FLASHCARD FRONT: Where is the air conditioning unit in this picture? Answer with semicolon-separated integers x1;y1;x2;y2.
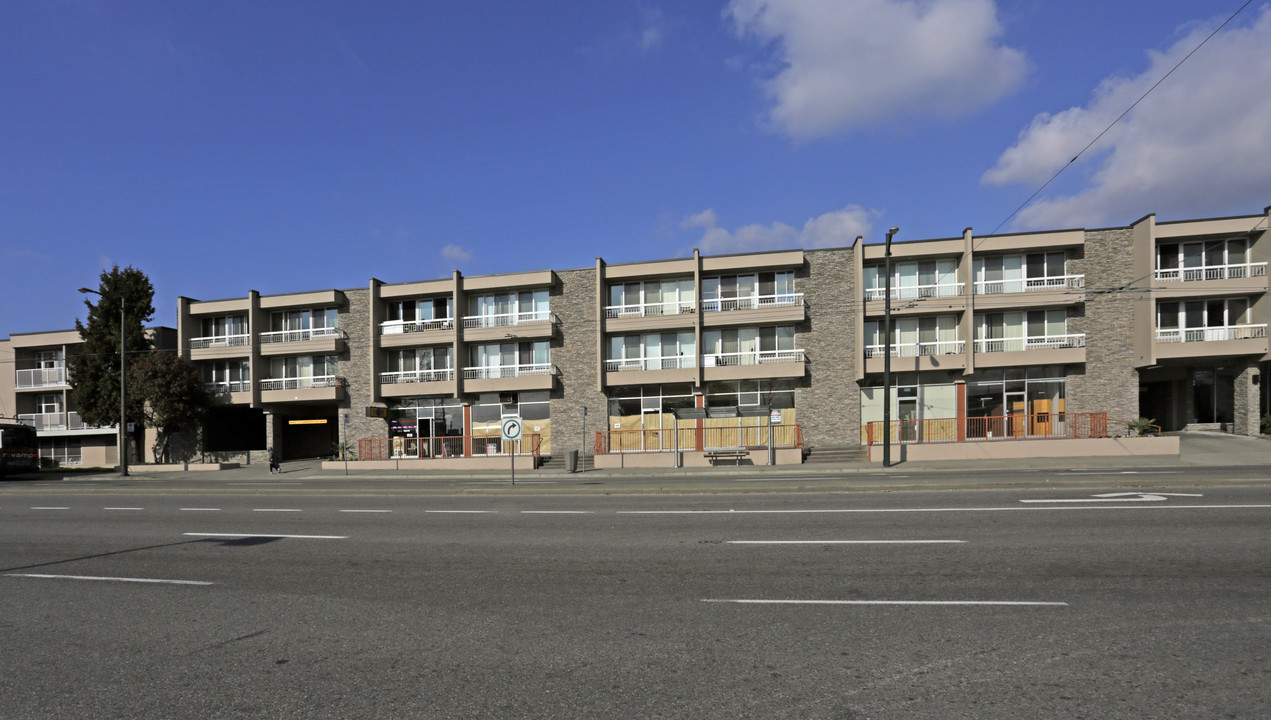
499;393;517;405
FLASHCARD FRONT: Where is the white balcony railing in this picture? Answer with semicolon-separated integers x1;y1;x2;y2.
864;283;964;301
461;311;557;329
702;293;805;313
259;375;341;391
205;380;251;393
605;356;696;372
974;334;1086;353
188;334;250;350
16;367;66;388
17;412;94;431
462;363;556;380
703;349;806;366
1154;263;1267;282
974;275;1085;295
380;368;455;384
604;302;696;319
1155;324;1268;343
380;318;455;335
865;340;965;358
258;327;344;344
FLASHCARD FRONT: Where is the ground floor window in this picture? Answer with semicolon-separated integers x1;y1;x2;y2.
965;369;1065;440
388;397;465;457
471;391;551;453
39;438;81;466
1192;370;1235;424
606;381;799;452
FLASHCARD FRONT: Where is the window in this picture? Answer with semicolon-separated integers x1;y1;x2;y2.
607;332;695;370
864;261;958;299
702;271;796;310
200;315;247;339
606;278;695;316
467;341;550;377
202;360;250;391
467;290;550;326
702;327;797;365
865;316;958;356
1156;238;1257;280
974;309;1070;351
1156;298;1257;341
267;308;339;341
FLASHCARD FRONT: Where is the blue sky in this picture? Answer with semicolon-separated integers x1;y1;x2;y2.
3;0;1269;335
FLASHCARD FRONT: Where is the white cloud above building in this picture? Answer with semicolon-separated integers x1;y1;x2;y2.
684;205;875;253
726;0;1028;139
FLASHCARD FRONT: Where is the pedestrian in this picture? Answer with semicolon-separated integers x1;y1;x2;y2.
268;447;280;474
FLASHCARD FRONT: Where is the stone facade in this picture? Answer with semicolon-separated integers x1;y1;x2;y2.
552;267;607;459
798;248;857;448
1066;228;1140;421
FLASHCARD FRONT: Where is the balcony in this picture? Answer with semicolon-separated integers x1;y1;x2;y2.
204;380;252;404
380;318;457;348
1154;263;1267;282
189;334;250;349
605;356;695;372
974;334;1086;352
702;349;806;381
973;275;1085;294
461;363;557;392
379;368;457;398
257;327;346;356
603;355;696;386
461;311;557;342
604;302;696;319
1155;324;1267;343
17;411;106;433
380;318;455;334
701;293;805;328
864;283;964;301
259;375;345;403
16;367;66;389
863;340;966;374
1154;324;1268;360
702;293;804;312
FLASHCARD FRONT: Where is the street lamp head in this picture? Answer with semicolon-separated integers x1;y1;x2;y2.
77;287;98;295
888;226;899;236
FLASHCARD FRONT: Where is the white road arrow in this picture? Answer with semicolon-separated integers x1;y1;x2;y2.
1020;492;1204;504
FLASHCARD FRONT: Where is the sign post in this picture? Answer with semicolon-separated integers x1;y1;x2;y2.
501;417;523;485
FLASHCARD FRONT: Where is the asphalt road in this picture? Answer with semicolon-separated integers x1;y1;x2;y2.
2;483;1268;719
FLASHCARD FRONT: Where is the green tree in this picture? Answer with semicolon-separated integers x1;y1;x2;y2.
69;266;155;459
128;352;213;463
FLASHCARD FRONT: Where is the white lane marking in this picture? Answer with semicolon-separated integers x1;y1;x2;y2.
339;509;392;513
228;482;301;486
727;540;965;545
30;506;69;510
702;599;1067;607
462;481;558;485
619;504;1271;515
180;507;221;512
1021;492;1204;504
253;508;302;513
521;510;594;514
103;507;144;511
5;573;213;586
425;510;495;514
183;533;347;539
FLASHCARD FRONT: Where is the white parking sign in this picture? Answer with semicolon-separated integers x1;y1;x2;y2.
501;417;523;441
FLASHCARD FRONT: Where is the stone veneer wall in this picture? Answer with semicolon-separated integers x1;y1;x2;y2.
551;267;607;459
340;287;389;452
1066;228;1140;421
1232;363;1260;435
797;248;858;448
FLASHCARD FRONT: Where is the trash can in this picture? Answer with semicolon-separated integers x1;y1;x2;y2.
565;449;579;473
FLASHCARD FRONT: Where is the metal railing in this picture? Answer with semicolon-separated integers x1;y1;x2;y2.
866;412;1108;446
1155;324;1267;343
17;412;94;431
973;334;1086;353
461;310;557;329
605;356;695;372
864;283;964;300
974;275;1084;294
205;380;251;393
258;327;345;344
188;334;250;349
358;434;542;461
380;368;455;384
864;340;964;358
702;293;805;312
16;367;66;388
594;424;803;454
703;349;806;366
604;302;696;319
461;363;556;380
379;318;454;334
259;375;342;391
1154;262;1267;282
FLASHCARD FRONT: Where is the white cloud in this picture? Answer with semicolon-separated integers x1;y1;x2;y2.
984;7;1271;229
726;0;1027;139
685;205;875;253
638;6;669;51
440;244;472;263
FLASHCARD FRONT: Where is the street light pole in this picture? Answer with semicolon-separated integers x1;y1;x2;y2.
79;287;128;477
882;226;899;468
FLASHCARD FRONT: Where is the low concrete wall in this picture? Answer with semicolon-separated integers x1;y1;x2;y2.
136;462;241;472
593;447;803;469
325;456;537;471
868;436;1180;463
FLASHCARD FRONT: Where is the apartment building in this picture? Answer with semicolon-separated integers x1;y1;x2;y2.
7;206;1266;468
0;327;176;467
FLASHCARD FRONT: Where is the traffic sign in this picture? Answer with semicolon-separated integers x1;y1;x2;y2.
501;417;523;441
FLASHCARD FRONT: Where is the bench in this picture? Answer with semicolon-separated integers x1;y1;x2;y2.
704;449;750;466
